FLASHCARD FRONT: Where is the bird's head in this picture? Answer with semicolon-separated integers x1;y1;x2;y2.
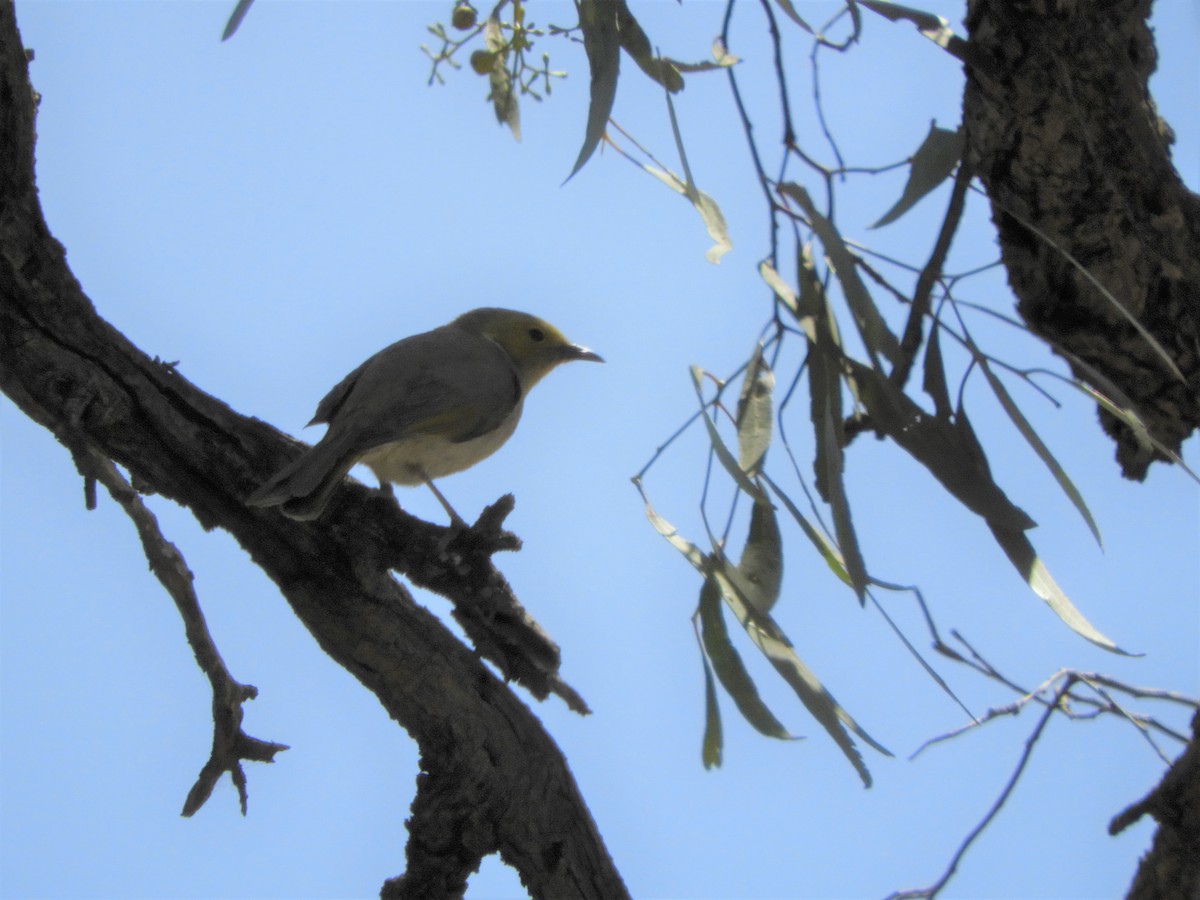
455;307;603;390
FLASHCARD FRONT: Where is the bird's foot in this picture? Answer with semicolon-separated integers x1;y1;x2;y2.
436;494;521;556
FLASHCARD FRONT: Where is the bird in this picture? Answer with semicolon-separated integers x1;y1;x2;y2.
246;307;602;522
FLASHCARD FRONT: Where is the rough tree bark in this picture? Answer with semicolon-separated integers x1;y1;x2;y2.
3;0;1198;897
0;5;627;898
963;0;1200;479
962;1;1200;897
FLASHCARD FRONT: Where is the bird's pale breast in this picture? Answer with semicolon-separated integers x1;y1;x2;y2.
356;400;523;484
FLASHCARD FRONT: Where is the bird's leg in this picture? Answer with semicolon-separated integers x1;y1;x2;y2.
419;472;468;530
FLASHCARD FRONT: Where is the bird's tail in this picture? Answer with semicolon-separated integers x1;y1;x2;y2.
246;435;357;521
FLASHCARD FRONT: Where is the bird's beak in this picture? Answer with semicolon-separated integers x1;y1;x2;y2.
561;344;604;364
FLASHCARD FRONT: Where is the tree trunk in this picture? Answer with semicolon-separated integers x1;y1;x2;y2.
963;2;1200;896
0;5;626;897
963;0;1200;480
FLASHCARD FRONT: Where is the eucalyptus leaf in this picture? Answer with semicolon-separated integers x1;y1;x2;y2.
711;566;890;787
759;261;799;315
975;355;1102;547
858;0;967;59
695;193;733;264
698;575;791;738
731;499;784;613
846;360;1129;650
771;0;815;33
690;366;768;502
921;322;953;420
780;182;900;364
763;475;853;587
567;0;620;179
808;302;868;601
989;523;1130;654
639;165;732;264
221;0;254;40
638;486;706;572
736;346;774;477
847;358;1037;533
1054;345;1194;475
615;0;683;92
700;651;723;769
662;83;732;263
872;123;963;228
670;38;741;72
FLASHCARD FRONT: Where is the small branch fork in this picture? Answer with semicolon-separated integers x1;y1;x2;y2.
886;632;1200;900
377;491;592;716
931;631;1197;755
70;447;288;816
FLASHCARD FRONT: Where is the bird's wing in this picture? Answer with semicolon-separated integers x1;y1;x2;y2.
308;357;370;426
315;326;521;451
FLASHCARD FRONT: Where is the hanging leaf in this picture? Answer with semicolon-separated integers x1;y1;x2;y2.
921;321;954;420
1052;349;1167;463
690;366;768;502
845;359;1130;650
697;576;792;739
989;524;1130;654
638;486;706;572
790;244;823;341
736;346;774;476
771;0;815;33
1069;375;1196;479
637;480;881;780
710;564;891;787
693;193;733;264
871;123;963;228
730;499;784;614
763;476;853;587
759;261;799;315
858;0;967;61
638;164;732;264
614;0;683;92
780;182;900;364
221;0;255;40
973;354;1102;547
700;651;723;769
808;298;869;601
637;84;734;264
659;79;732;263
847;358;1037;533
567;0;620;179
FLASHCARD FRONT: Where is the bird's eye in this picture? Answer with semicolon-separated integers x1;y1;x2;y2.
528;328;545;342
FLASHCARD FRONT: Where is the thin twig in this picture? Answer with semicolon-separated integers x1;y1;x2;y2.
888;676;1077;899
69;449;287;816
722;0;782;263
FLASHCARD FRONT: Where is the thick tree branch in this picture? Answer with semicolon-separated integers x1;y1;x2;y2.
962;0;1200;479
1110;711;1200;900
0;5;623;896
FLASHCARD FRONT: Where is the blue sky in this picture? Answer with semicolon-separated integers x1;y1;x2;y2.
2;1;1197;898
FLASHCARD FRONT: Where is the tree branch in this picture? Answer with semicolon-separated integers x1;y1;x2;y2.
71;447;289;816
1111;710;1200;900
0;5;623;895
963;0;1200;478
